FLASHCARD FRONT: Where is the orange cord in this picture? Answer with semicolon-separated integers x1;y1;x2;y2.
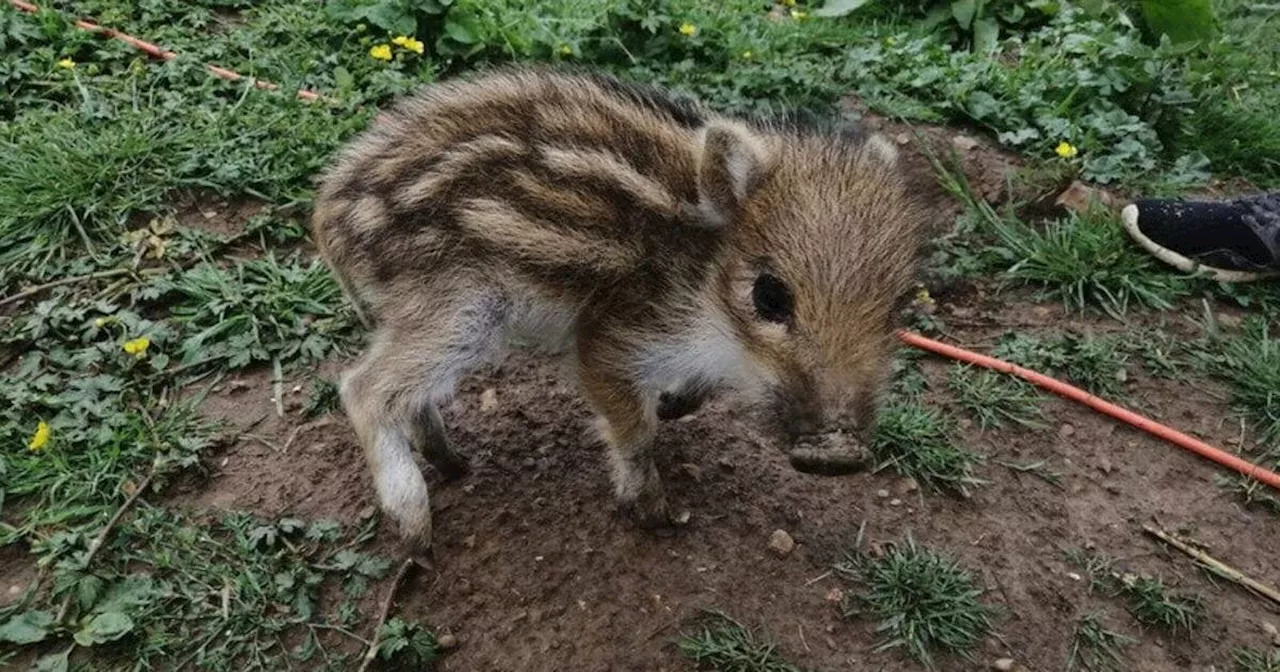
898;330;1280;492
11;0;322;101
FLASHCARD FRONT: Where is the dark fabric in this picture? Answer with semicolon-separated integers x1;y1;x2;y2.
1133;192;1280;272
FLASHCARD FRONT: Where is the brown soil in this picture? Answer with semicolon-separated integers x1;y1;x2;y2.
181;300;1280;671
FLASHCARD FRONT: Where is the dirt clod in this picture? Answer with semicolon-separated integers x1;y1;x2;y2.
1059;424;1076;438
479;388;498;413
876;489;890;498
952;135;980;151
824;587;845;603
768;530;796;556
992;658;1016;671
1055;180;1117;214
438;633;459;650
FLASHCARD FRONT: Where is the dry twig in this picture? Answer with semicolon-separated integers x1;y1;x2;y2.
357;557;421;672
56;461;158;622
1142;523;1280;608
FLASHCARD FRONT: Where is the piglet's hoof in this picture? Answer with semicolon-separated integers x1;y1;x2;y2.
787;431;872;476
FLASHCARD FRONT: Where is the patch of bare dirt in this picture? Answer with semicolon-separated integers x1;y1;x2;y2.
187;305;1280;671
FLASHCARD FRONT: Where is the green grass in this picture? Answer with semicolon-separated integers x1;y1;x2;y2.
930;154;1191;318
1123;575;1204;632
1210;317;1280;445
1234;646;1280;672
835;535;995;669
947;364;1047;430
870;399;984;495
678;612;810;672
1066;550;1205;634
157;253;358;371
1066;613;1136;672
992;332;1130;398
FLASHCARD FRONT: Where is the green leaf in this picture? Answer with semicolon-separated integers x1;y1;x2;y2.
333;66;354;92
972;16;999;53
0;610;55;644
34;649;70;672
951;0;977;29
442;15;480;44
73;611;135;647
1137;0;1216;45
813;0;874;18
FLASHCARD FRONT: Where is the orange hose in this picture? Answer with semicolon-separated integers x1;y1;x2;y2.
897;329;1280;492
11;0;321;101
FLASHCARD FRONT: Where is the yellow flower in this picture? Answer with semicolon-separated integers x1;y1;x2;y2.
679;23;697;36
57;58;75;69
559;45;573;55
29;421;50;452
790;9;808;19
123;336;150;358
392;35;424;54
783;0;797;5
742;50;753;59
1056;141;1079;158
369;44;392;61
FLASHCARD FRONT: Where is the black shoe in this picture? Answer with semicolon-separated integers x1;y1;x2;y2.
1121;192;1280;282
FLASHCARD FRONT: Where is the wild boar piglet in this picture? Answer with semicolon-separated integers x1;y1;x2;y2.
311;66;932;550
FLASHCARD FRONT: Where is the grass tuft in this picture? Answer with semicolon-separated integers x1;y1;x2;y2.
992;332;1130;398
1123;575;1205;633
1066;613;1136;672
835;535;995;669
158;253;358;371
1066;549;1205;633
870;400;984;494
677;612;809;672
947;365;1047;430
1233;646;1280;672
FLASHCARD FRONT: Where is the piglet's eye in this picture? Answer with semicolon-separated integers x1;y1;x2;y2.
751;273;794;324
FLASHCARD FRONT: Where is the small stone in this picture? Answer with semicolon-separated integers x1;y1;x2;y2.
993;659;1016;671
678;463;703;483
1264;621;1279;646
479;388;498;413
437;633;459;650
825;587;846;603
202;210;218;219
8;585;22;596
1066;572;1082;581
1096;458;1113;474
896;478;919;495
1059;423;1076;438
463;534;477;549
717;457;735;471
768;529;795;556
674;510;691;526
1218;313;1243;330
462;484;475;494
952;135;980;151
358;505;377;520
876;489;890;499
889;498;903;507
895;132;910;145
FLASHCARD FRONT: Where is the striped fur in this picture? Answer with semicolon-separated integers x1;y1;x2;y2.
311;65;933;550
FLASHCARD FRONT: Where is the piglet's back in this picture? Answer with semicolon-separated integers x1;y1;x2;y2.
311;67;729;322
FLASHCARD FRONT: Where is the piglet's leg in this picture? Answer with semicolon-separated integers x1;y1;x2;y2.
577;357;671;530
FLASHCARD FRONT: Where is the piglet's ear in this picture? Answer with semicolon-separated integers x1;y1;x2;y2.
696;121;774;227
